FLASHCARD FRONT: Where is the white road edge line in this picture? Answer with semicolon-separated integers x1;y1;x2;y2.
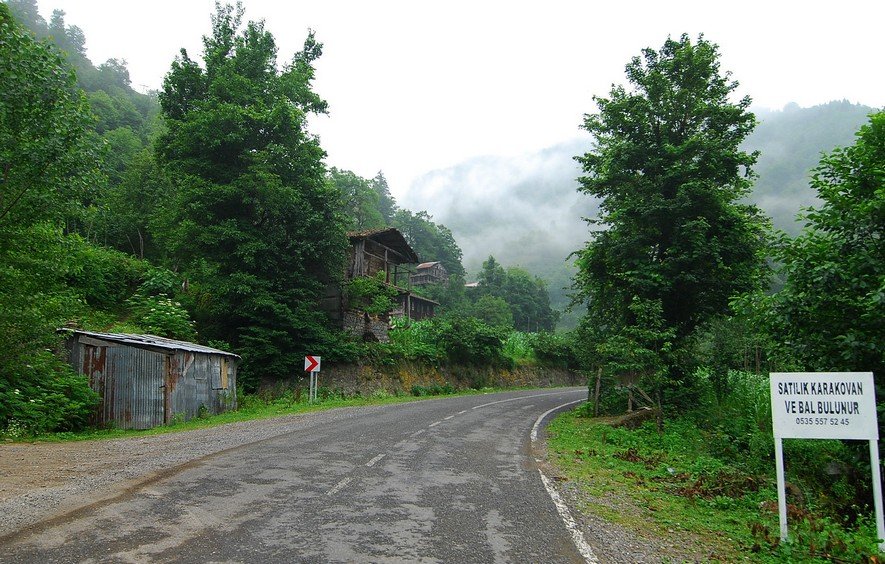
530;399;585;443
472;389;584;410
411;429;425;438
531;399;597;563
538;470;598;563
366;453;385;467
326;477;352;497
428;421;440;428
443;415;454;420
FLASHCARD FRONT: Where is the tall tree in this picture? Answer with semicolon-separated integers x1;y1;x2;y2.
155;3;347;387
393;209;465;277
475;258;557;331
371;171;398;224
768;112;884;376
329;167;384;230
0;4;99;433
574;35;769;386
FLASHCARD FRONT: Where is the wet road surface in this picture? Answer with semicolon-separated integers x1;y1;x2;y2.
1;387;588;563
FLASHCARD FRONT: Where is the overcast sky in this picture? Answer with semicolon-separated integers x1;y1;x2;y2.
40;0;884;206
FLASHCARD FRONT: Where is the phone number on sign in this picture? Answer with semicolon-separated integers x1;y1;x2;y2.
795;417;850;426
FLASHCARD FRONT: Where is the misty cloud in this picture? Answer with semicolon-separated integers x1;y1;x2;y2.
402;102;876;282
403;136;598;275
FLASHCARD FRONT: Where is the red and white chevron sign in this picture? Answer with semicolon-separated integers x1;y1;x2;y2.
304;355;321;373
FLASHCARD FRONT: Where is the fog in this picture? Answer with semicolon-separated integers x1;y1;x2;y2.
402;136;597;275
402;101;876;281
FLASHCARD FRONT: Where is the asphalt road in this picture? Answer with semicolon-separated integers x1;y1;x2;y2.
1;387;589;563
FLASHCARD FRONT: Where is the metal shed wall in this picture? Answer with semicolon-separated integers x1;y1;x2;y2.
67;333;237;430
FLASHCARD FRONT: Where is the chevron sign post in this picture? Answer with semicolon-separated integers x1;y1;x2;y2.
305;356;321;402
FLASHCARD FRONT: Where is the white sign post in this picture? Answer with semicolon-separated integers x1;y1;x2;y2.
304;355;321;402
770;372;883;550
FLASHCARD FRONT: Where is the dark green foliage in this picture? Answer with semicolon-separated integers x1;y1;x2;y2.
574;34;770;396
64;236;146;310
371;171;398;224
461;295;514;328
344;272;398;316
0;353;98;437
98;147;173;259
526;331;579;369
155;3;347;388
472;256;558;331
429;315;508;366
766;112;884;378
393;209;465;277
0;6;103;434
329;167;385;230
414;273;468;313
1;4;100;228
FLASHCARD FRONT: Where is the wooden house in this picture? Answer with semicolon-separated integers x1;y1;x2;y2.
410;261;449;286
322;228;438;340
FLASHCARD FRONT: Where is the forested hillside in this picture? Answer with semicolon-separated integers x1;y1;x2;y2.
407;100;876;329
1;1;566;435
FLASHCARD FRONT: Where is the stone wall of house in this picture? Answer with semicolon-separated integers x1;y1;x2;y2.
342;310;389;342
274;361;583;396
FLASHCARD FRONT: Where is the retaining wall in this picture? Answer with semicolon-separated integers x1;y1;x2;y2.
268;361;583;396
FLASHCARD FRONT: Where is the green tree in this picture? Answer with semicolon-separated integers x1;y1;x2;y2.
155;3;347;387
0;4;99;433
477;256;505;295
329;167;384;230
462;295;514;328
573;34;769;392
474;257;557;331
393;209;464;277
371;171;398;224
768;112;884;376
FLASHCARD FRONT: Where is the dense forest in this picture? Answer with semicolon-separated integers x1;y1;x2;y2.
0;1;562;432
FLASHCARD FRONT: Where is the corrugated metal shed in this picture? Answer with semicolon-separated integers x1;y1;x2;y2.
63;330;239;430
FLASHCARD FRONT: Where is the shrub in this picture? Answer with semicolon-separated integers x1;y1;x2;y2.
430;315;508;366
527;331;579;368
124;292;197;340
0;351;98;436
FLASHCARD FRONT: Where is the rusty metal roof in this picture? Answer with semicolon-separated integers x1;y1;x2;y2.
415;261;441;269
62;330;241;359
348;228;420;263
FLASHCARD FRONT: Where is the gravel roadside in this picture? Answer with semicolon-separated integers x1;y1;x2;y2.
0;406;377;538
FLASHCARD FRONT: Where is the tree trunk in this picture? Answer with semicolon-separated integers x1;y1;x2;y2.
593;367;602;417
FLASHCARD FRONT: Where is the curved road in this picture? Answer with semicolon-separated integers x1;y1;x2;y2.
1;387;589;563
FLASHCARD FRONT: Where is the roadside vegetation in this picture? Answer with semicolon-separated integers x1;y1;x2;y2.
548;370;883;561
557;33;884;561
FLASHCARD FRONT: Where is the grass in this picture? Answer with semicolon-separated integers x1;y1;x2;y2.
546;408;885;562
22;385;509;444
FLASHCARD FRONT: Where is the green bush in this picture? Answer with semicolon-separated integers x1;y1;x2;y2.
0;352;98;436
503;332;534;365
124;293;197;340
527;331;579;368
343;272;398;315
430;315;508;365
65;236;146;310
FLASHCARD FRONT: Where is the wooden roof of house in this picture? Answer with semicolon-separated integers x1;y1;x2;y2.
348;228;419;264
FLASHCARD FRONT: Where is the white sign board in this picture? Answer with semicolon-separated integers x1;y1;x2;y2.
769;371;883;550
304;355;321;373
770;372;877;440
